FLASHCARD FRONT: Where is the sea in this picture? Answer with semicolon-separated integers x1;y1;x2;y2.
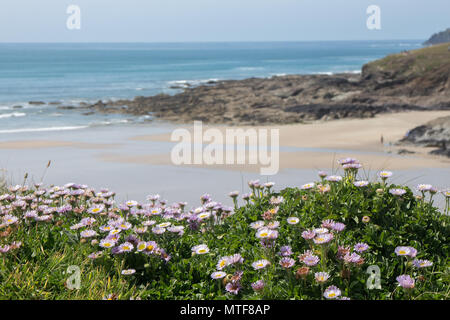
0;40;423;134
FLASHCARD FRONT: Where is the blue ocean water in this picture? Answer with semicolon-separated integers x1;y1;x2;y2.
0;41;423;133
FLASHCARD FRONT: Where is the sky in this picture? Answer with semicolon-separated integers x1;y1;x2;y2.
0;0;448;42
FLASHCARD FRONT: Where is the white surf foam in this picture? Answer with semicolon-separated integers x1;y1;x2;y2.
0;112;26;119
0;126;88;134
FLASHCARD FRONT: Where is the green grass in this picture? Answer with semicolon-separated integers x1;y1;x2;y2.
363;42;450;80
0;170;449;300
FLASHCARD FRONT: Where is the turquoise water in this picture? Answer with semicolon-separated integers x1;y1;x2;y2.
0;41;422;133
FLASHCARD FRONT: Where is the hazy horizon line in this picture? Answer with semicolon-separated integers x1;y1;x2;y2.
0;39;426;44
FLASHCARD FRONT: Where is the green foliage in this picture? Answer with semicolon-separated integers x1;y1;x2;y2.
0;175;449;300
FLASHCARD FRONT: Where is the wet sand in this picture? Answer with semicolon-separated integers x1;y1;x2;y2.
120;111;450;170
0;111;449;207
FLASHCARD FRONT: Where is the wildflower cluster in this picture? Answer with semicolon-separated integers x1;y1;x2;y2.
0;158;448;300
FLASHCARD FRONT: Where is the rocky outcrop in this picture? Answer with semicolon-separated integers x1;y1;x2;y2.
56;43;450;125
400;116;450;157
424;28;450;45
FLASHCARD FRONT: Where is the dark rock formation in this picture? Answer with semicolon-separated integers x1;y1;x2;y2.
424;28;450;46
55;43;450;125
400;116;450;157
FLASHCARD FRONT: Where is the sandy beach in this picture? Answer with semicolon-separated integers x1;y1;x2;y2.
112;110;450;171
1;110;449;208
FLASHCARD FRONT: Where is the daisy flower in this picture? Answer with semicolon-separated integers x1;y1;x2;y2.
303;255;320;267
354;181;369;187
137;241;147;252
353;242;369;253
80;229;97;238
301;183;315;190
228;191;239;198
99;239;115;248
314;272;330;283
118;242;134;253
343;163;362;170
157;222;172;228
279;246;293;257
3;215;18;225
225;282;241;295
395;246;412;257
313;233;334;245
378;171;393;180
321;219;335;229
301;230;316;240
99;225;113;232
152;226;166;235
323;286;341;299
344;252;362;264
338;157;359;165
251;280;265;292
70;223;84;230
211;271;227;280
109;229;122;235
145;241;158;253
252;259;271;270
279;257;295;269
396;275;415;289
317;184;331;193
192;244;209;255
267;221;280;229
318;170;328;178
197;212;211;221
256;227;273;239
217;257;230;270
121;269;136;275
417;184;433;192
125;200;138;207
117;222;132;230
134;226;148;234
412;259;433;268
228;253;244;264
287;217;300;225
326;175;343;182
354;243;369;253
167;225;184;234
269;196;284;205
88;205;104;215
331;222;346;232
390;189;406;197
314;227;329;234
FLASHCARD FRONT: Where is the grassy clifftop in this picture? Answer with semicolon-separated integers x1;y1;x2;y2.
362;43;450;96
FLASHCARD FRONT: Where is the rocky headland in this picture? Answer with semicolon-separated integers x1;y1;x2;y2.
424;28;450;46
399;115;450;157
58;43;450;126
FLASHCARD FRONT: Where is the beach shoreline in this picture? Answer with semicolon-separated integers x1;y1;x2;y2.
1;110;449;207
